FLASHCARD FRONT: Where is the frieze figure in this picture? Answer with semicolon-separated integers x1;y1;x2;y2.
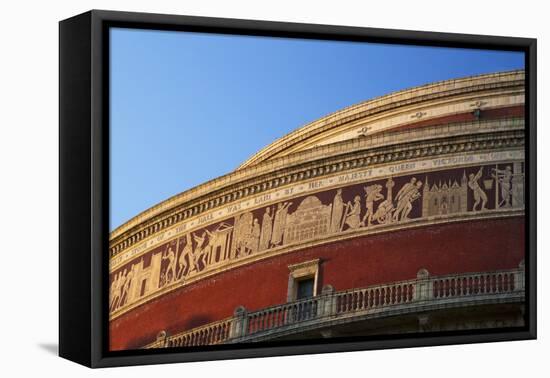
177;234;194;280
372;177;395;225
232;212;260;257
111;268;128;311
393;179;422;222
343;195;362;230
192;230;213;272
362;184;384;227
396;177;417;203
492;166;513;208
468;167;488;211
251;218;261;253
161;245;177;285
109;271;122;311
259;207;274;251
120;263;137;306
271;201;292;247
330;189;345;233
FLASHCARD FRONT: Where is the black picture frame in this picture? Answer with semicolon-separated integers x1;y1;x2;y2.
59;9;537;368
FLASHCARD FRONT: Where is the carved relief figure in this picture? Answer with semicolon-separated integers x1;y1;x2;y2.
362;184;384;227
259;207;273;251
231;212;260;257
192;230;213;272
343;195;362;230
161;245;177;285
271;202;292;246
177;234;194;280
468;168;488;211
112;268;128;310
251;218;261;253
109;271;122;310
393;179;422;221
330;189;345;233
120;264;137;306
372;177;395;225
396;177;416;203
492;166;513;208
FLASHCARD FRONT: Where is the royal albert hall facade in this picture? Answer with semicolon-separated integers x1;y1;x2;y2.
109;70;526;351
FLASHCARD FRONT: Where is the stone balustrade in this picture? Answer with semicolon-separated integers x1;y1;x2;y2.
146;264;524;348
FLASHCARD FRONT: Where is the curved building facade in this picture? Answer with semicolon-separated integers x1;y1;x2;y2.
109;70;526;351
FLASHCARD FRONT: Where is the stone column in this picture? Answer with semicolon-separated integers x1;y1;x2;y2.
230;306;248;340
319;284;336;317
415;268;432;301
514;260;525;291
155;330;168;348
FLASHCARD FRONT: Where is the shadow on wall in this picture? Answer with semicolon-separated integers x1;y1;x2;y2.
184;314;214;330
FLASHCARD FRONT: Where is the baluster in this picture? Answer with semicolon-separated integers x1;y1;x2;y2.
274;308;279;327
344;293;350;312
250;315;256;334
214;326;219;343
215;325;220;343
342;294;348;312
479;275;485;294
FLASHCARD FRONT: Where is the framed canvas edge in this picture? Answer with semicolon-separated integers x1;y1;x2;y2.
59;9;537;369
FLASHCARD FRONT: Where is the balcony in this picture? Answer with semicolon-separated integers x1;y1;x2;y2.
146;264;525;348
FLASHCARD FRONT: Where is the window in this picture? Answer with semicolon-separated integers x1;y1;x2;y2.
296;278;314;299
287;259;320;302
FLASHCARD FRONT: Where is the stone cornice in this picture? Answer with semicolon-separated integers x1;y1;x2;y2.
237;70;524;168
110;119;524;257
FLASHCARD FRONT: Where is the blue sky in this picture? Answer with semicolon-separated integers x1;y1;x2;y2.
109;28;524;230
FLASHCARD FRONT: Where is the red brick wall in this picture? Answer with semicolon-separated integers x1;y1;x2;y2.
110;216;524;350
390;105;524;133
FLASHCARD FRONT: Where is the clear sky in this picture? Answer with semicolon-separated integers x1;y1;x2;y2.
109;27;524;230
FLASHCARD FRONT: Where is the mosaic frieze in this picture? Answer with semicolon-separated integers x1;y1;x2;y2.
109;159;525;316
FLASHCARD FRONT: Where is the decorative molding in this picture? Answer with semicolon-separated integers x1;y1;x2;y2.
410;111;427;119
238;70;524;169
